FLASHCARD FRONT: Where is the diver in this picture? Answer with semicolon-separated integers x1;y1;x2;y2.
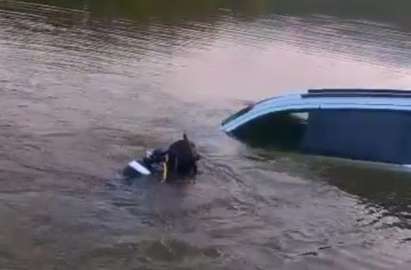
122;134;200;183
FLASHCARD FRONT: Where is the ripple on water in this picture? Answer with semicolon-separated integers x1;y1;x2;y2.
1;0;411;270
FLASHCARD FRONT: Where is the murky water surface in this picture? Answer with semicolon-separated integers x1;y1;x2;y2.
0;0;411;269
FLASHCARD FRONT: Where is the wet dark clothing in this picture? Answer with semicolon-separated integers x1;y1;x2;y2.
122;135;200;182
167;139;199;177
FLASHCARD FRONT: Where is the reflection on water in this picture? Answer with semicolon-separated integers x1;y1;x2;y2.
2;0;411;103
18;0;411;23
0;0;411;269
307;158;411;228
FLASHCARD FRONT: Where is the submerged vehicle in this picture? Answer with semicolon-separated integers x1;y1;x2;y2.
222;89;411;165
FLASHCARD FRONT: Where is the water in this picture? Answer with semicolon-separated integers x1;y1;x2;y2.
0;0;411;269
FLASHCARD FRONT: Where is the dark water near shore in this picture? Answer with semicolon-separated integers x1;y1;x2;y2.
1;0;411;269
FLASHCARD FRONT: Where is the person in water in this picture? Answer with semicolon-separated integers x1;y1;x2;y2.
123;134;200;183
